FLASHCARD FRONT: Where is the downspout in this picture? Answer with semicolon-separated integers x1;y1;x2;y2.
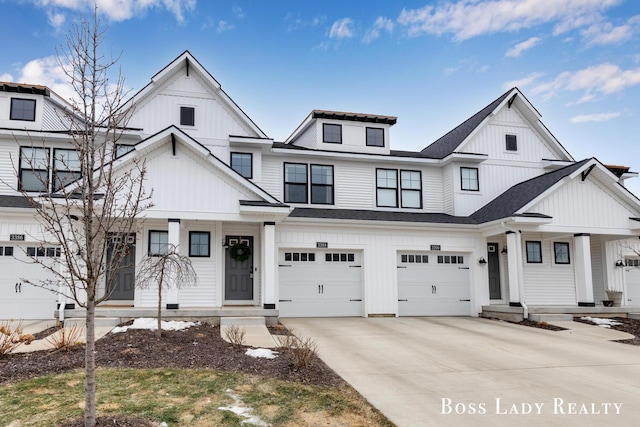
501;222;528;319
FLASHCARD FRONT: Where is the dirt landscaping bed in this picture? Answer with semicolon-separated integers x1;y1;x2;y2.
574;316;640;345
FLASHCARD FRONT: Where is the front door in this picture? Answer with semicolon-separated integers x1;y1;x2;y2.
488;243;501;300
225;236;254;301
106;234;136;300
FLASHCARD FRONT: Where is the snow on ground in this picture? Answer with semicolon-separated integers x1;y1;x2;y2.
245;348;278;359
218;389;270;427
580;317;623;328
111;318;198;333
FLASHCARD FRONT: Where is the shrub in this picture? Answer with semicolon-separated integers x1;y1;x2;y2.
0;320;24;355
45;323;83;351
278;328;318;370
223;324;246;346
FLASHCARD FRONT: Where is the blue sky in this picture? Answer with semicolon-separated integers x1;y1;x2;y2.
2;0;640;193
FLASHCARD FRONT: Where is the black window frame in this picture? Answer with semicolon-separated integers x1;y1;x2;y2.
53;148;82;191
180;106;195;126
323;123;342;144
310;164;334;205
148;230;169;256
366;127;385;147
19;147;50;192
460;167;479;191
554;242;570;265
230;152;253;179
400;170;422;209
376;168;398;208
526;241;542;264
284;162;308;203
506;134;518;152
10;98;36;121
189;231;211;257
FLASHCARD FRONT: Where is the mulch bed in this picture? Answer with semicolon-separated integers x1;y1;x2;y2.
0;322;344;388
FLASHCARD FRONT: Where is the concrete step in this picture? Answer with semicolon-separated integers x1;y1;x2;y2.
529;313;573;322
64;317;121;328
220;316;265;326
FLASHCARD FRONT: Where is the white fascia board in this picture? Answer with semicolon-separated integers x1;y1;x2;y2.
239;204;291;216
269;147;443;165
509;215;553;225
439;153;488;166
229;135;274;146
283;215;479;231
629;219;640;232
284;113;314;144
542;159;573;170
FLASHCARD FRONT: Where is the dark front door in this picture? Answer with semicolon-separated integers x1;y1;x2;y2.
488;243;501;299
106;234;136;300
225;236;253;301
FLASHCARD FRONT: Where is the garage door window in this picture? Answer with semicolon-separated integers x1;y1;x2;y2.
401;254;429;263
325;253;355;262
437;255;464;264
284;252;316;262
0;246;14;256
26;246;60;257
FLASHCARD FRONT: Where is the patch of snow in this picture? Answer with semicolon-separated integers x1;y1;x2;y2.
580;317;623;328
245;348;278;359
218;389;271;427
111;318;198;333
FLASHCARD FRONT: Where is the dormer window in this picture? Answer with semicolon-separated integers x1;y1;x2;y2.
10;98;36;121
366;127;384;147
506;134;517;151
323;123;342;144
180;106;195;126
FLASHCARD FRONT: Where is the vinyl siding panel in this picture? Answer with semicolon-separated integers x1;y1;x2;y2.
291;125;317;149
176;223;217;307
0;139;18;195
523;237;576;304
590;235;607;305
41;100;72;130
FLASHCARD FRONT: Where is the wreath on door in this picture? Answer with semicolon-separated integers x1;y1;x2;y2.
230;242;251;262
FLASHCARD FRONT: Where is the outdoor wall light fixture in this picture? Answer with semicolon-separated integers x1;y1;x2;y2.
501;247;508;254
479;257;487;265
615;259;625;267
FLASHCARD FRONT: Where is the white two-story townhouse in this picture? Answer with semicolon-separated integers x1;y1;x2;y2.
2;50;640;322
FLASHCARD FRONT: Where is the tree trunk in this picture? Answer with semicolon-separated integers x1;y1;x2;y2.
85;298;96;427
157;266;164;339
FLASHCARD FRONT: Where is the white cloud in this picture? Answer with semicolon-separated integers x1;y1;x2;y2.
47;10;66;29
397;0;621;41
32;0;196;24
570;112;621;123
581;15;640;46
0;73;14;82
217;20;235;33
363;16;394;44
531;63;640;101
233;6;244;19
329;18;355;39
505;36;541;57
503;72;545;90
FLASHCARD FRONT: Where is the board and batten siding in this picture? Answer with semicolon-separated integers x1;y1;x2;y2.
522;237;576;305
528;177;638;230
138;144;257;216
590;235;607;305
128;72;255;141
276;223;485;316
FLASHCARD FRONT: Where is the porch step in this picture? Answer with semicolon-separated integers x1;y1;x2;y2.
63;317;121;328
220;316;266;326
528;313;573;322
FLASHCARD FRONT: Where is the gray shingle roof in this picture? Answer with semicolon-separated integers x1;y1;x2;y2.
0;195;36;208
470;159;590;223
288;208;478;224
420;89;514;159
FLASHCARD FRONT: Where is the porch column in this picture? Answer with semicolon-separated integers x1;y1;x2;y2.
506;231;521;305
574;233;595;306
262;222;276;309
166;218;181;309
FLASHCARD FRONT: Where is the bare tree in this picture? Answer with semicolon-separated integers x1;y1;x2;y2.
16;8;151;427
136;244;198;338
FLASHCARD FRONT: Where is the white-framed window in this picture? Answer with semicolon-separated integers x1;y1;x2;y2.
460;167;479;191
554;242;570;264
526;241;542;263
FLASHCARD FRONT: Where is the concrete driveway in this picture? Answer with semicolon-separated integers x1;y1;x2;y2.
281;317;640;427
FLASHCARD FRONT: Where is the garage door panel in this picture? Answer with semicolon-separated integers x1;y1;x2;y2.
279;250;362;317
397;252;470;316
625;266;640;305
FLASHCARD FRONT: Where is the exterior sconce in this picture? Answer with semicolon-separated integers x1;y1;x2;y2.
615;260;625;267
479;257;487;265
501;247;507;254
